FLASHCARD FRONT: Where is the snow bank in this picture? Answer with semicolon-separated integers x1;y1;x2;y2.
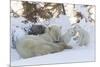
11;17;32;48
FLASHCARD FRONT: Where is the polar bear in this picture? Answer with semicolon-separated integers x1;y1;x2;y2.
62;28;77;48
16;25;68;58
72;25;90;46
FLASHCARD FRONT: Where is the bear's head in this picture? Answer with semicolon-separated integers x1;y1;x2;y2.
67;28;77;36
46;25;62;43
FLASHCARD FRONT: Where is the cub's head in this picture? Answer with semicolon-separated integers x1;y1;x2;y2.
67;28;77;36
46;25;62;43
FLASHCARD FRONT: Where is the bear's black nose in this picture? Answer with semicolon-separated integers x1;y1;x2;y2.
53;41;60;43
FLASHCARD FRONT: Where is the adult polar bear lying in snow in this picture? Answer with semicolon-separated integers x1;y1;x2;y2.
16;25;73;59
72;24;90;46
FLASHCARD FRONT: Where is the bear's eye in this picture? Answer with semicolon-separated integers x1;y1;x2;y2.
72;31;75;35
72;31;74;33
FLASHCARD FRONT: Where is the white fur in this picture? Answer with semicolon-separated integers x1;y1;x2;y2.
62;28;77;46
16;25;67;58
73;25;90;46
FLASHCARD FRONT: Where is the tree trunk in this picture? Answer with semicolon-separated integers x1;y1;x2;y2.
61;4;66;15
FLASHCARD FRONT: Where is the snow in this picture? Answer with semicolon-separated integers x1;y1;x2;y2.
11;49;21;62
11;17;32;48
10;5;95;66
11;1;23;16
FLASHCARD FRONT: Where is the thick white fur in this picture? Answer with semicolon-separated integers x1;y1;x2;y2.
62;28;77;47
16;25;67;58
73;25;90;46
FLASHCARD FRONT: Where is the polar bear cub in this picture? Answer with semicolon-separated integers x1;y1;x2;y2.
73;25;90;46
16;25;67;58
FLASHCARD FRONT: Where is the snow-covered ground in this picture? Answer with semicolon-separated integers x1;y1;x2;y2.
10;4;96;66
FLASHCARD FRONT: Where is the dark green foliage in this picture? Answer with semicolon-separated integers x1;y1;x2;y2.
22;1;66;23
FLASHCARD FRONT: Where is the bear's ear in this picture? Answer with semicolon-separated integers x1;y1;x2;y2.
48;27;51;31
